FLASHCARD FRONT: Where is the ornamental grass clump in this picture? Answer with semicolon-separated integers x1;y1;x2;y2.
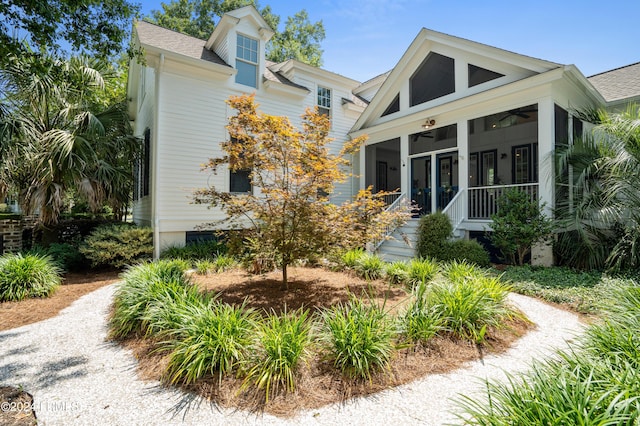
0;253;61;302
339;248;366;270
385;261;410;285
400;281;444;345
320;298;397;380
242;308;312;402
164;301;259;384
426;274;514;343
354;253;385;280
408;257;438;287
109;260;191;339
212;254;237;272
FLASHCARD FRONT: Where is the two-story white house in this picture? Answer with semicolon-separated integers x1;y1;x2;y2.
127;6;372;257
127;5;640;263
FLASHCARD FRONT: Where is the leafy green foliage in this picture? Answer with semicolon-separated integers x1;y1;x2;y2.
243;309;312;402
0;52;139;224
489;189;553;265
0;0;139;64
320;299;397;380
164;301;259;384
80;224;153;268
498;265;628;314
417;212;490;266
267;10;325;67
441;239;490;267
0;253;62;302
457;283;640;424
555;105;640;271
417;212;452;258
26;242;86;272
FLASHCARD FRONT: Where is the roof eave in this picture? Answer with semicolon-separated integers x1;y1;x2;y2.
141;44;236;76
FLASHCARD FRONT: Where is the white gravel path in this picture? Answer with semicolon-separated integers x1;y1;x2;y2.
0;285;584;426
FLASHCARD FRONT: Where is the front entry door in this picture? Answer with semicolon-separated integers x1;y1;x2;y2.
411;156;431;216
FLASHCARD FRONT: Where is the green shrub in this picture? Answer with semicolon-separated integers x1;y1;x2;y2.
160;239;227;263
408;258;438;287
80;223;153;268
440;260;483;283
417;212;452;259
426;275;515;342
164;301;259;384
109;260;191;338
320;299;397;380
489;189;553;266
0;253;62;302
385;261;410;285
441;239;490;267
339;248;366;269
354;253;385;280
242;309;312;402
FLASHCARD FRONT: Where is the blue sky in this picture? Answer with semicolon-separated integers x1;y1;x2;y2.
138;0;639;82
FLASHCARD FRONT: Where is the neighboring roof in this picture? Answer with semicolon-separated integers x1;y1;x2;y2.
588;62;640;102
342;95;369;109
264;61;309;91
135;20;230;67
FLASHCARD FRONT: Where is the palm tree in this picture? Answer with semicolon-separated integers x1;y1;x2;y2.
555;104;640;270
0;50;139;224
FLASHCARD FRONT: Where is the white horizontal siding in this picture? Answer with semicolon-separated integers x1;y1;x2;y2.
132;66;155;226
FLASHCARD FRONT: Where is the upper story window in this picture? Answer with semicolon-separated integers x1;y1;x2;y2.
410;52;455;107
381;94;400;117
317;86;331;116
468;64;504;87
236;34;258;88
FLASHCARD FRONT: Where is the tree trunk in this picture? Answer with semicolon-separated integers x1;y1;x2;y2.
282;263;288;291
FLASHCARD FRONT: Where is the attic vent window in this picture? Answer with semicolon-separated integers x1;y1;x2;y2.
410;52;455;107
236;34;258;88
468;64;504;87
381;94;400;117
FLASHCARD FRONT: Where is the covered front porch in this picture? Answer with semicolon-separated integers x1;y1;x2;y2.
364;103;549;228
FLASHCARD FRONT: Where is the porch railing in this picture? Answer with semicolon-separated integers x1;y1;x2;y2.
380;191;402;207
468;183;539;220
369;192;407;252
442;188;466;230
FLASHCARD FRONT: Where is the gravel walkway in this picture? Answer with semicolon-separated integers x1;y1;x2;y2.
0;285;584;426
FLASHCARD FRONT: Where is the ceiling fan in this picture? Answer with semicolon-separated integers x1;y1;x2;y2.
499;107;538;122
411;131;434;142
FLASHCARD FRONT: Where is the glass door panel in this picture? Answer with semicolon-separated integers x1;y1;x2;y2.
436;152;458;210
411;156;431;215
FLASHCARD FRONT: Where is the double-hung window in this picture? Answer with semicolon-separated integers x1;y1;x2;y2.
236;34;258;88
317;86;331;116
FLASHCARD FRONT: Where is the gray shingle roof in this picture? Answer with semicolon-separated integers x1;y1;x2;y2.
135;20;230;67
264;61;309;91
588;62;640;102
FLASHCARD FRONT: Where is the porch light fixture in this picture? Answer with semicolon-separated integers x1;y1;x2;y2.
422;118;436;129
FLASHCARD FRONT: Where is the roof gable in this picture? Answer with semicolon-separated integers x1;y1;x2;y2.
352;28;562;131
205;5;274;51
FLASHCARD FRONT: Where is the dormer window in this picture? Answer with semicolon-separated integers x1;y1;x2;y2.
236;34;258;88
317;86;331;116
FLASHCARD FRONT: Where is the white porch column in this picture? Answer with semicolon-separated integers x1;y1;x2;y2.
457;119;469;220
533;97;555;266
400;134;409;196
359;143;366;191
